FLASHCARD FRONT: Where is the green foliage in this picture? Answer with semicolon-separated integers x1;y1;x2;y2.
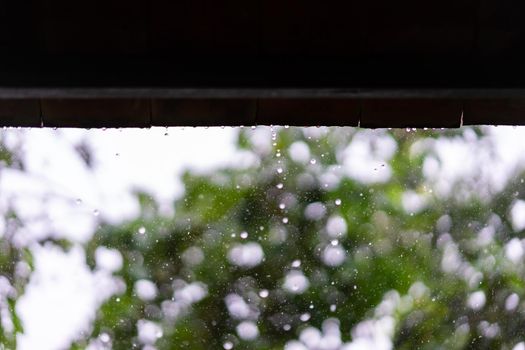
79;127;525;349
4;127;525;349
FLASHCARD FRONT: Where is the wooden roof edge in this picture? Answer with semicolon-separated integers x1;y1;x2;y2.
1;96;524;128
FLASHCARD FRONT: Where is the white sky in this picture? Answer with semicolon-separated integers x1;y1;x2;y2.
2;127;240;350
2;126;525;350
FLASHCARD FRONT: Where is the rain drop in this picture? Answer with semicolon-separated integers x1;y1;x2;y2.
240;231;248;239
335;199;341;206
99;333;110;343
300;313;311;322
223;341;234;350
259;289;269;298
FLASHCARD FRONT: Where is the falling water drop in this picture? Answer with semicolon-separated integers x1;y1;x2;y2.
300;313;311;322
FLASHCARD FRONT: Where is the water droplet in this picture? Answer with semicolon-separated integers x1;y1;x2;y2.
75;198;82;205
335;199;341;206
138;227;146;235
276;152;281;157
292;259;301;268
240;231;248;239
279;203;286;210
309;304;314;309
277;167;283;174
99;333;110;343
330;304;336;312
93;209;99;216
309;159;317;165
276;183;284;189
116;297;120;302
283;324;291;331
259;289;269;298
330;239;339;246
300;313;310;322
353;285;357;290
223;341;234;350
282;217;289;224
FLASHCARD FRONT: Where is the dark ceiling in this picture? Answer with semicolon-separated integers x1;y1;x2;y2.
1;0;524;127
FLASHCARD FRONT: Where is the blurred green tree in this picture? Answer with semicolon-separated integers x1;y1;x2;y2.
79;127;525;350
3;127;525;350
0;136;27;349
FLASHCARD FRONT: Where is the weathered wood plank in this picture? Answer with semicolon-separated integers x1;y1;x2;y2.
0;100;41;127
257;99;360;126
360;99;462;128
42;99;150;128
152;99;256;126
463;99;525;125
